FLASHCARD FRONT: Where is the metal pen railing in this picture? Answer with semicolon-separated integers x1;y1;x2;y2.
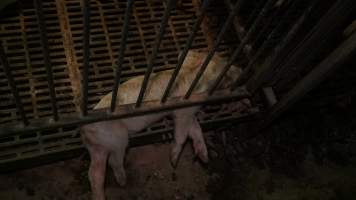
35;0;59;121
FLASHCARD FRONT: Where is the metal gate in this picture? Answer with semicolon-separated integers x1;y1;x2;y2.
0;0;355;171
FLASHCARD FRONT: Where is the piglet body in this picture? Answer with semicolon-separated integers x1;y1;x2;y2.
81;50;242;200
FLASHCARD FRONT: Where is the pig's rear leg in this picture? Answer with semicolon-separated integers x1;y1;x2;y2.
188;117;208;163
87;144;109;200
108;147;127;186
171;116;190;168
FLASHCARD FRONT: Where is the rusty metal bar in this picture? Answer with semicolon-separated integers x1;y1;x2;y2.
81;0;90;116
184;0;246;99
161;0;211;103
248;0;356;94
0;43;28;125
208;0;275;95
135;0;175;107
262;30;356;127
111;0;134;112
0;87;250;138
34;0;59;120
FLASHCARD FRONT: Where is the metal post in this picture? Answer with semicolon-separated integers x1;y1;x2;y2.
233;0;306;87
0;43;28;125
110;0;134;112
208;0;275;95
247;0;356;94
135;0;175;107
184;0;246;99
34;0;59;120
262;30;356;127
81;0;90;115
161;0;211;103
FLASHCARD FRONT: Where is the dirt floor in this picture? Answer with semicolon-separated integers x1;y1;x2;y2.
1;137;356;200
1;101;356;200
0;143;210;200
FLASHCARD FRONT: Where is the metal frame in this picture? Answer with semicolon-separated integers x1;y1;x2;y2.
262;30;356;127
0;87;250;137
0;0;355;156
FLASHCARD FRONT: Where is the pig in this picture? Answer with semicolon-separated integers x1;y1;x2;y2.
81;50;245;200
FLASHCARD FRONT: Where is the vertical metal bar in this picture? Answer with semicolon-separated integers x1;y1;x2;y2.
81;0;90;115
232;0;305;88
34;0;59;120
110;0;134;112
248;0;289;51
247;0;355;94
0;43;28;125
262;31;356;127
208;0;275;95
184;0;246;99
245;0;266;30
135;0;175;107
161;0;211;103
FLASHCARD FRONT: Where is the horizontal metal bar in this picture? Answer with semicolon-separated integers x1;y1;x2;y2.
161;0;211;103
136;0;175;107
0;43;28;125
209;0;275;95
262;29;356;127
0;107;260;172
81;0;91;116
0;87;250;138
34;0;59;120
111;0;134;112
184;0;246;99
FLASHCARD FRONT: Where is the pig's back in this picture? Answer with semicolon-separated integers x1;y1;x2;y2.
94;70;183;109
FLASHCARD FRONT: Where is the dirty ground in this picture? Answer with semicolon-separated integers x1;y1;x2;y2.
1;101;356;200
0;143;209;200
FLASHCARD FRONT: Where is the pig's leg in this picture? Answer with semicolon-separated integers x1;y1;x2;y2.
188;117;208;163
171;115;190;168
108;152;127;186
87;144;108;200
108;135;128;186
171;107;202;167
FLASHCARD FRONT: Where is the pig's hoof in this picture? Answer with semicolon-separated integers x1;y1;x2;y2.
170;154;179;169
193;141;209;163
170;150;182;169
197;150;209;163
170;145;183;169
117;177;126;186
114;169;127;186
